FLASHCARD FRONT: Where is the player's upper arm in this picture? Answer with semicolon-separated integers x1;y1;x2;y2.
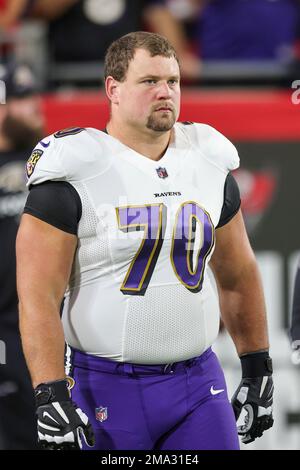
16;214;77;309
216;172;241;228
210;209;256;290
24;181;82;235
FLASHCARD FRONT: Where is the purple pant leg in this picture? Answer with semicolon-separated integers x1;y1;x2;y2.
157;398;239;450
155;351;240;450
70;365;154;450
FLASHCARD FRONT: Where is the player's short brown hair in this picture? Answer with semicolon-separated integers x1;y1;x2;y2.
104;31;179;82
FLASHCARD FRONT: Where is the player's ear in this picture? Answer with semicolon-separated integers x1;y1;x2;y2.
105;76;120;105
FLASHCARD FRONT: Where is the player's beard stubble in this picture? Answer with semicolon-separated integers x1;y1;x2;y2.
146;108;176;132
2;114;44;151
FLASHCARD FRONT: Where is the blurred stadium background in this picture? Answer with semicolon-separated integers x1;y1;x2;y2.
1;0;300;450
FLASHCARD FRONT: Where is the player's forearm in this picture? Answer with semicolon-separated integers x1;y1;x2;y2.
19;300;66;388
218;259;269;356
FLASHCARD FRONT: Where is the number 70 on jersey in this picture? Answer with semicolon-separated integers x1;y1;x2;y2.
116;201;215;296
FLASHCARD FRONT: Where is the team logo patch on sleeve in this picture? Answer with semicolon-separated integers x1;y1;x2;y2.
26;149;43;177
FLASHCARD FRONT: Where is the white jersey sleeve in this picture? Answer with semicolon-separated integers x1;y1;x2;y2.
26;132;65;186
26;127;109;187
185;123;240;173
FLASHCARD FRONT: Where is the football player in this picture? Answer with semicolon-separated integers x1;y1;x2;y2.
16;31;273;450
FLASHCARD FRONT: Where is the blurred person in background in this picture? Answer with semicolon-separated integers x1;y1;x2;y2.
31;0;200;83
167;0;300;66
0;0;32;29
0;1;36;62
0;62;44;449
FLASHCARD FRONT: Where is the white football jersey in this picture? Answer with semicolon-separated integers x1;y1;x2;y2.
27;122;239;364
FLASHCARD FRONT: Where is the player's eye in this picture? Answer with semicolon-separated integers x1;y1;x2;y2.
168;79;178;86
143;79;157;85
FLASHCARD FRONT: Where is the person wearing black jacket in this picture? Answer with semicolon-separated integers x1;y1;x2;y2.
0;62;44;449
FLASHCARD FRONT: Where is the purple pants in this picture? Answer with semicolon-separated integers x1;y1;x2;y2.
68;348;239;450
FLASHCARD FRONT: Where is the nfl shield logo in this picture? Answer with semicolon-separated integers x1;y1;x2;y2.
156;167;168;179
95;406;108;422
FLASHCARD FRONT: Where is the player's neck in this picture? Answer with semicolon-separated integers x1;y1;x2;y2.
106;121;172;161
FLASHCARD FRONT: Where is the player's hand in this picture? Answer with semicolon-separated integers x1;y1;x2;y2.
231;351;274;444
231;375;274;444
35;379;95;450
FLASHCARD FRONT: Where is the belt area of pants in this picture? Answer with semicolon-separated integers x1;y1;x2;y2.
70;347;213;376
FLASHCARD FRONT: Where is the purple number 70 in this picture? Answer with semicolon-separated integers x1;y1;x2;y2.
116;202;214;295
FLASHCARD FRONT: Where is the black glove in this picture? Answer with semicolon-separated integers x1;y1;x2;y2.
231;351;274;444
35;379;95;450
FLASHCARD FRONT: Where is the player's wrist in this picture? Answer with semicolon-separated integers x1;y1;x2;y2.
239;350;273;378
34;379;70;407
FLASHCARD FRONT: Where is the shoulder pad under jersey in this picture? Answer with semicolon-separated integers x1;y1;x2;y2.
26;128;109;186
179;122;240;172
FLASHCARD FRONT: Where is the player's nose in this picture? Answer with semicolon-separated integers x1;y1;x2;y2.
156;81;172;99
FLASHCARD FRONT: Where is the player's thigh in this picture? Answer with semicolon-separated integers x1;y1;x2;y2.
157;397;239;450
70;367;153;450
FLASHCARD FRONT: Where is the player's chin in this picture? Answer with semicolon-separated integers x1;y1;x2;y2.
146;114;176;132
